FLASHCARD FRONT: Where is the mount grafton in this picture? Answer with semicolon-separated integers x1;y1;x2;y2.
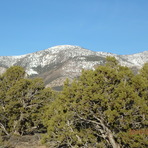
0;45;148;90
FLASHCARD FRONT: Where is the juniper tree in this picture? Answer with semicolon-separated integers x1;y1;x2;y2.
0;66;55;136
43;57;148;148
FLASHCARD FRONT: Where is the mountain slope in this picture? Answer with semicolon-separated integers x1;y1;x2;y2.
0;45;148;89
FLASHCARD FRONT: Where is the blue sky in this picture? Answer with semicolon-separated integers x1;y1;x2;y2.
0;0;148;56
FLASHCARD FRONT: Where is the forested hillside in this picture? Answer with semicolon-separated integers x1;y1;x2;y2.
0;57;148;148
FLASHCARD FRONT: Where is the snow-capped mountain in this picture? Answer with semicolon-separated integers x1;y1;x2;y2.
0;45;148;89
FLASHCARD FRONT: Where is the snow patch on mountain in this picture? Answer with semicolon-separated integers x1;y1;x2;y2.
26;68;38;75
121;51;148;67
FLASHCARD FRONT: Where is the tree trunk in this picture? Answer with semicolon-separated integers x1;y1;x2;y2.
107;131;120;148
0;122;9;136
77;114;120;148
78;115;120;148
93;115;120;148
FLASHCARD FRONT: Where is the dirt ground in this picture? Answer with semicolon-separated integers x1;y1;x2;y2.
2;135;47;148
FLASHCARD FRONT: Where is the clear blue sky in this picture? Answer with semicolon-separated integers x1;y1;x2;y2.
0;0;148;56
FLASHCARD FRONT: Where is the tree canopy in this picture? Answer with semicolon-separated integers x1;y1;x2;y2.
0;66;55;137
43;57;148;148
0;59;148;148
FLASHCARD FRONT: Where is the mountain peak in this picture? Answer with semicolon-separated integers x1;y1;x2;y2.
0;45;147;90
44;45;87;53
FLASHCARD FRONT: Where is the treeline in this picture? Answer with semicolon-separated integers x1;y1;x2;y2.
0;57;148;148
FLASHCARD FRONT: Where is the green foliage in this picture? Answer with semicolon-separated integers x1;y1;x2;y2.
43;57;148;147
2;66;25;88
105;56;119;68
0;66;55;138
140;63;148;79
0;60;147;147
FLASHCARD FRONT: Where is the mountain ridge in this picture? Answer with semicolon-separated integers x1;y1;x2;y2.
0;45;148;89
